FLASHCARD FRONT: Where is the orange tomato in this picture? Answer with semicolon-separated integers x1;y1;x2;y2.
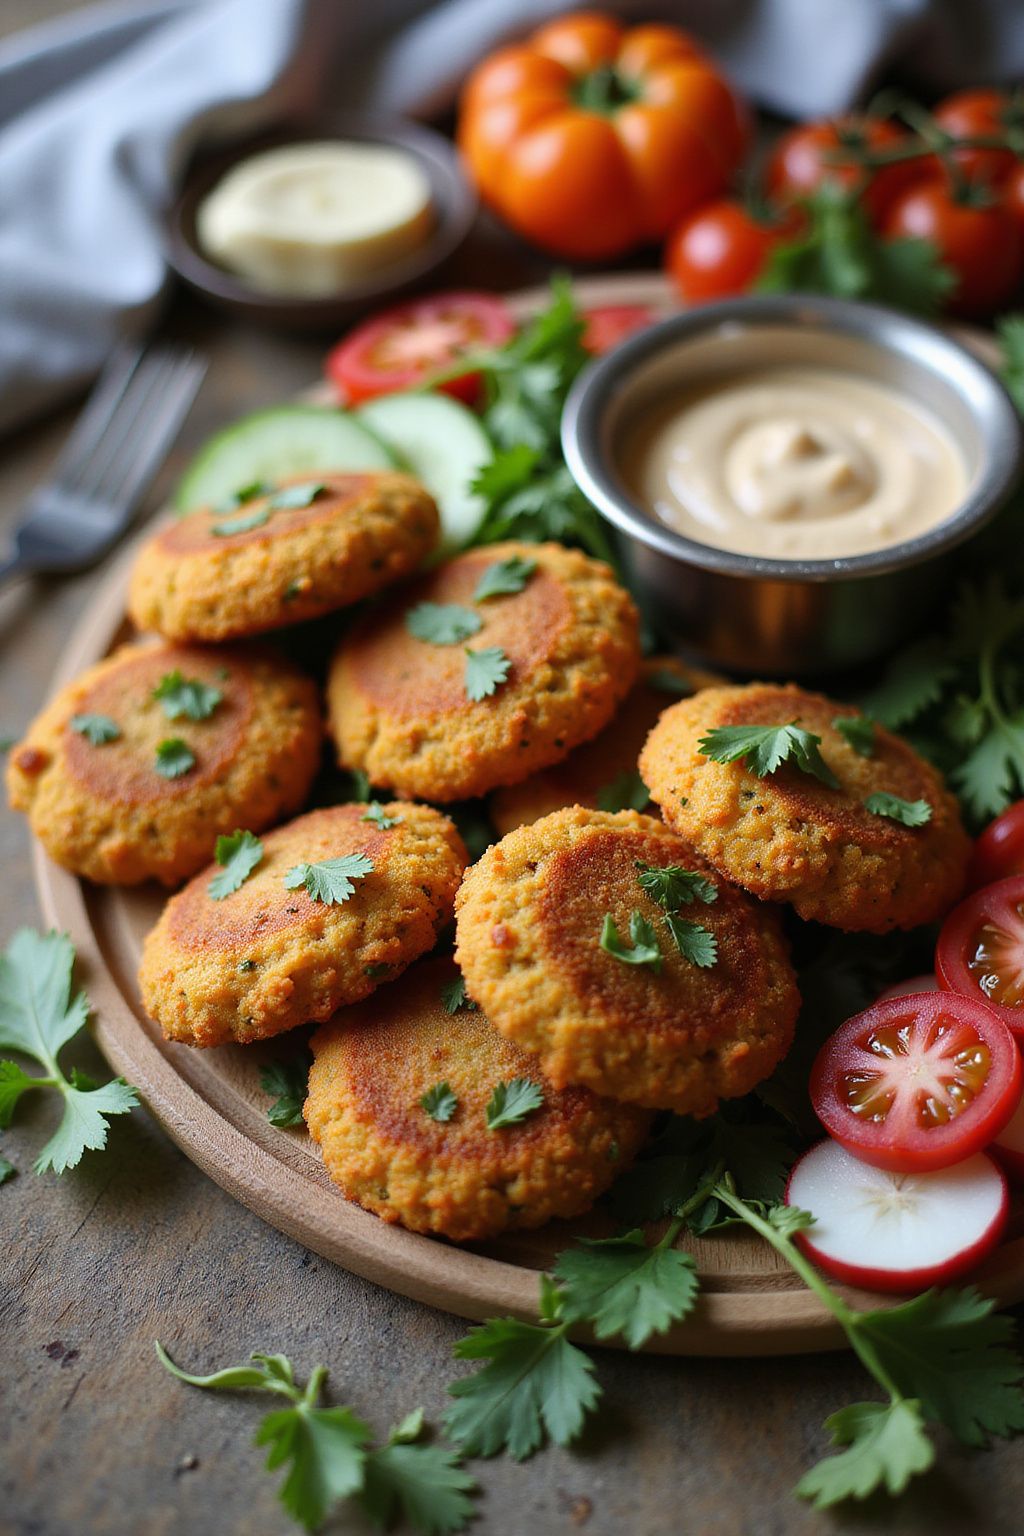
457;10;749;260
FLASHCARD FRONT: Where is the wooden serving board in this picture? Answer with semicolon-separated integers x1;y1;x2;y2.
32;275;1024;1356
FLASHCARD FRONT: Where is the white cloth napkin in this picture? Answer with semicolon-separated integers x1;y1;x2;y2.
2;0;1023;435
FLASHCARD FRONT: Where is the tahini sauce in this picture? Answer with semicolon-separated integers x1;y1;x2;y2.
622;367;967;559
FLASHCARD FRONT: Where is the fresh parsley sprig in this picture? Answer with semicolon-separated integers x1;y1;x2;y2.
464;647;510;702
421;1082;458;1123
485;1077;543;1130
70;713;120;744
699;722;840;789
153;671;222;722
208;829;264;900
600;910;662;971
283;853;373;906
0;930;137;1174
440;976;476;1015
635;861;717;910
712;1182;1024;1507
259;1052;311;1127
156;1345;476;1534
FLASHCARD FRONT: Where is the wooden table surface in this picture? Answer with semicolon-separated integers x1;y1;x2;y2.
4;7;1024;1536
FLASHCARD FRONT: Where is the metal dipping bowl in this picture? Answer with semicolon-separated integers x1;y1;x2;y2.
561;295;1023;675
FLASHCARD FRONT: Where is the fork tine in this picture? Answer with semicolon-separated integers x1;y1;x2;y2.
71;347;182;505
98;353;206;519
49;344;144;489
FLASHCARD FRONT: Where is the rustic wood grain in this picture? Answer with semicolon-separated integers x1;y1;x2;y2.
4;5;1024;1533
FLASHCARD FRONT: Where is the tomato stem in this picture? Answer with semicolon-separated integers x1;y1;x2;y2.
572;63;641;114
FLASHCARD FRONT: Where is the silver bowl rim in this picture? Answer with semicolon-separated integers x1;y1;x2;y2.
561;293;1024;583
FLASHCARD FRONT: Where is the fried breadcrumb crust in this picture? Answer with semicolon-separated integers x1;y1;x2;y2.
455;807;798;1117
304;958;652;1241
128;470;439;641
6;639;321;886
491;654;723;835
139;803;466;1047
327;540;640;801
640;683;970;932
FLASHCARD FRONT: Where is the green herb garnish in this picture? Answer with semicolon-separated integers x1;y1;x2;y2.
208;829;263;900
440;976;477;1015
154;738;196;778
864;792;933;826
283;853;374;905
406;603;482;645
599;911;662;972
472;555;537;602
420;1082;458;1123
153;671;222;722
699;722;840;789
635;861;717;910
465;647;510;701
70;713;120;745
663;915;718;968
362;802;401;830
833;715;876;756
485;1078;544;1130
259;1053;311;1128
595;770;650;813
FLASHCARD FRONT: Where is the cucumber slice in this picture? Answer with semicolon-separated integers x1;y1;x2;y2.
174;405;395;510
357;391;491;553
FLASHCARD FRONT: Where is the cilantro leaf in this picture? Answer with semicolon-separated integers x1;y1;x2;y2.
440;975;477;1015
595;770;650;813
472;555;537;602
856;1288;1024;1447
211;504;272;536
283;853;374;905
214;480;271;515
485;1077;543;1130
699;722;840;788
362;802;401;830
267;481;325;511
833;715;875;756
600;911;662;972
421;1082;458;1123
796;1399;934;1508
0;1057;44;1125
359;1431;476;1535
664;915;718;968
446;1312;601;1460
464;646;510;701
406;603;482;645
470;445;541;503
861;637;955;727
155;738;196;778
70;713;120;745
208;830;264;899
260;1053;311;1127
152;671;222;722
954;720;1024;821
33;1077;138;1175
635;861;717;910
555;1231;699;1348
256;1401;369;1530
863;792;932;826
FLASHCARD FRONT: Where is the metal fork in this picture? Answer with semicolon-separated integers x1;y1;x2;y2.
0;343;207;586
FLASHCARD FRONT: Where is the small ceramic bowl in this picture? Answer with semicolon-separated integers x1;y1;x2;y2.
562;294;1023;675
166;116;478;330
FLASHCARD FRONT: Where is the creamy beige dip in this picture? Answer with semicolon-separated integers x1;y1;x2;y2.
621;366;967;559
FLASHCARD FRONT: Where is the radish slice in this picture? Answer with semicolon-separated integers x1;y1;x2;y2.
786;1139;1007;1293
994;1093;1024;1181
878;974;939;1001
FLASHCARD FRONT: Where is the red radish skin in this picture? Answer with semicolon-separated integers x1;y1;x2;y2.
786;1140;1008;1293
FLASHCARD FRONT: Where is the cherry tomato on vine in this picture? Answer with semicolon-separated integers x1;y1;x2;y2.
665;198;799;303
765;115;917;225
933;88;1020;187
582;304;656;354
967;800;1024;890
937;874;1024;1036
325;292;516;405
883;181;1023;316
809;989;1022;1173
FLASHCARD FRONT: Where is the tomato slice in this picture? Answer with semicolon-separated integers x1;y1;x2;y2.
325;292;516;405
582;305;656;355
809;990;1022;1172
937;874;1024;1035
966;800;1024;889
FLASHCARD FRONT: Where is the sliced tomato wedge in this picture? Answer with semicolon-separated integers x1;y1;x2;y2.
325;292;516;406
582;304;656;355
809;990;1022;1172
966;800;1024;889
937;874;1024;1036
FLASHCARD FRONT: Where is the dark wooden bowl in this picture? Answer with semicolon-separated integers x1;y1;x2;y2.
165;116;479;332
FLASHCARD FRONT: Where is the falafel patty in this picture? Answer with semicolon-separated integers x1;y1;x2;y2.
491;655;723;836
304;958;652;1241
639;683;970;933
6;640;321;886
128;471;438;641
455;807;798;1117
139;802;466;1047
327;541;640;802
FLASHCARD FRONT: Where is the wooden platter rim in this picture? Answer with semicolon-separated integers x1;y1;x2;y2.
29;273;1023;1355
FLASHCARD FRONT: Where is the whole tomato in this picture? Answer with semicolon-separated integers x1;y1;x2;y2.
665;199;800;303
933;89;1020;187
884;180;1023;317
766;115;918;225
458;11;750;260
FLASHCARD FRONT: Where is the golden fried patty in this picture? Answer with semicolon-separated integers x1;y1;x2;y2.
639;683;971;933
455;808;798;1117
139;803;466;1048
491;655;723;836
128;470;438;641
6;640;320;886
305;958;652;1241
327;541;640;802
